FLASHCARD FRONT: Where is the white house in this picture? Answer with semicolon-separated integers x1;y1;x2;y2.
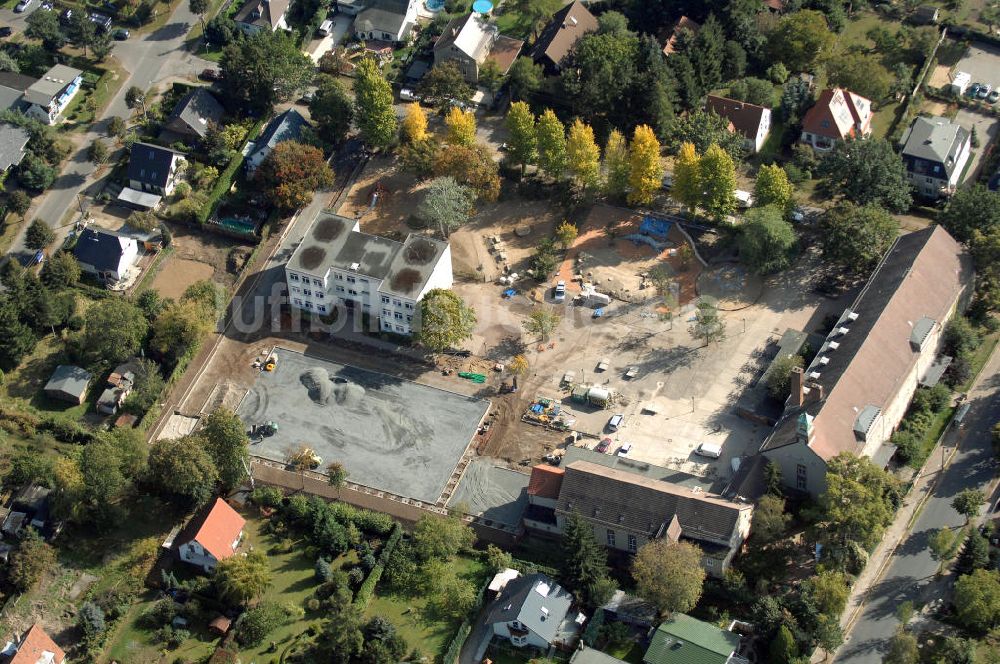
72;228;139;283
285;211;453;336
22;65;82;125
483;572;583;651
705;95;772;154
900;116;972;200
118;142;186;210
177;498;246;573
355;0;419;43
243;109;309;175
234;0;290;35
799;87;873;151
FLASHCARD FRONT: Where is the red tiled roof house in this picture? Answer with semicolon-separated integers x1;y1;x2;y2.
706;95;772;154
799;87;873;151
2;624;65;664
523;464;564;535
177;498;246;573
661;15;700;56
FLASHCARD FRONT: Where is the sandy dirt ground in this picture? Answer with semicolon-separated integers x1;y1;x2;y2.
150;257;215;299
165;224;253;288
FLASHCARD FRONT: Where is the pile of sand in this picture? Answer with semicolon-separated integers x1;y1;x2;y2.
301;368;365;407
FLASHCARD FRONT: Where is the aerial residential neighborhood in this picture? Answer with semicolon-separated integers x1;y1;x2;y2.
0;0;998;663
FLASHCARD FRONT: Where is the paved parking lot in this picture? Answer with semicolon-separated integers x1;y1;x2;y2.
304;14;353;64
237;348;490;503
954;108;999;181
953;42;1000;90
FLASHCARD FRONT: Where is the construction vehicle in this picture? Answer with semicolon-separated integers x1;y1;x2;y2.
249;421;278;438
288;447;323;470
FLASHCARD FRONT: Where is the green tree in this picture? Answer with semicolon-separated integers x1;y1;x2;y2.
754;164;794;212
729;77;776;106
508;57;543;102
255;141;335;212
827;51;893;102
668;109;746;161
124;86;147;118
326;461;348;495
765;461;783;496
505;101;536;175
216;549;272;605
560;511;614;609
147;436;219;507
954;569;1000;632
234;601;285;648
0;51;18;73
485;544;513;572
769;624;798;664
82;298;149;366
597;10;630;35
66;11;96;56
40;250;80;289
627;125;663;206
309;77;355;145
7;190;31;217
632;539;705;617
26;9;66;51
819;138;912;212
416;288;476;352
806;568;850;616
123;357;165;413
766;354;804;402
25;219;55;251
18;153;57;191
751;494;790;544
698;144;737;220
189;0;210;35
781;77;814;123
768;10;834;72
411;513;474;562
566;118;600;191
952;489;985;523
150;300;212;363
938;184;1000;244
78;439;132;528
928;528;957;565
884;629;919;664
602;129;629;200
478;58;505;96
523;309;560;341
200;408;250;492
88;140;110;165
535;109;567;180
819;202;899;275
957;531;991;574
690;299;725;344
220;30;314;116
672;142;701;213
426;568;477;620
738;205;796;274
416;177;474;237
417;61;473;107
9;530;56;591
0;297;36;371
819;453;900;550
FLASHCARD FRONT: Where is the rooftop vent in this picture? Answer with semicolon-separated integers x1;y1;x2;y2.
535;582;551;597
836;326;850;335
847;312;858;321
349;262;360;271
809;371;821;379
819;356;830;365
828;341;840;350
568;15;577;25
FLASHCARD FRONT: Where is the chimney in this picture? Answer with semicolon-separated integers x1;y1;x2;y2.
804;381;824;404
790;366;805;406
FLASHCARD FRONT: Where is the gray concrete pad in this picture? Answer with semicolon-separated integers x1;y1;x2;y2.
238;348;489;503
447;458;529;527
955;42;1000;89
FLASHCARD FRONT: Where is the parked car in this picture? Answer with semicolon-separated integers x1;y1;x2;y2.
695;442;723;459
60;8;72;22
969;82;982;97
607;414;624;431
199;68;221;81
616;442;633;457
989;89;1000;104
553;280;566;303
791;207;806;223
318;19;334;36
661;173;673;189
977;83;992;99
399;88;420;102
14;0;36;13
112;28;129;40
89;12;112;31
0;26;11;37
595;438;612;454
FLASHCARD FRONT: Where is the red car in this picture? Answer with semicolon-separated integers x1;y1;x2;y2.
595;438;612;454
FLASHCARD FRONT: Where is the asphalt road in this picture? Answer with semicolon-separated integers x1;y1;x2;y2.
5;2;212;263
833;345;1000;663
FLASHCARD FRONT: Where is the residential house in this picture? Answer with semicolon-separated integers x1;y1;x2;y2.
73;228;140;282
96;361;137;416
900;116;971;199
0;123;30;173
530;0;598;74
763;0;786;11
644;615;745;664
2;485;53;538
285;211;453;335
761;226;972;496
554;459;753;576
43;365;92;404
1;624;65;664
22;64;83;125
705;95;772;153
523;464;563;535
433;13;524;84
661;15;699;56
799;87;872;151
0;72;35;113
601;590;657;628
177;498;246;573
483;571;584;650
244;108;309;174
354;0;419;43
234;0;290;35
570;646;627;664
118;142;186;209
162;87;225;142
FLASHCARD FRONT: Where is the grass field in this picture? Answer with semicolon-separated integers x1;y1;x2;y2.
0;333;91;422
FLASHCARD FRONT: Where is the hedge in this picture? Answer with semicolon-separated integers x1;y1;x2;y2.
196;119;265;225
581;607;605;646
353;522;403;609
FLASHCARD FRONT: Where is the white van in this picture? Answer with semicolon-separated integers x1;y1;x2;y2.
318;19;334;36
695;442;723;459
607;414;624;431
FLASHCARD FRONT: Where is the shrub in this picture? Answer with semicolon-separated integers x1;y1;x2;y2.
234;602;286;648
347;567;364;587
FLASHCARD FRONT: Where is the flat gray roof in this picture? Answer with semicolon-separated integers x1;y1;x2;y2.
24;65;82;106
237;348;489;503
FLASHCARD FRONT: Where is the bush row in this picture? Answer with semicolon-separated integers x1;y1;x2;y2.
353;522;403;609
197;120;264;225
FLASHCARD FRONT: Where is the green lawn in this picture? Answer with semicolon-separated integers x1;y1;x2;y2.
836;11;893;51
365;555;488;661
872;100;904;140
494;8;534;40
0;333;91;422
606;641;646;664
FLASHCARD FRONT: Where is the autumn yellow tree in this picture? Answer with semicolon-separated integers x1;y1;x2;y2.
672;142;701;213
627;125;663;206
444;107;476;147
603;129;629;200
555;220;578;249
508;355;529;375
401;102;428;143
566;118;600;191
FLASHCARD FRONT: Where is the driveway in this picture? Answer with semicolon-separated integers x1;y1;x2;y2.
832;344;1000;663
954;108;999;183
0;3;42;36
303;13;352;64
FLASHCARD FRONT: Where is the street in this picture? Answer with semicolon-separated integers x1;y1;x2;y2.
833;345;1000;663
4;2;213;263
